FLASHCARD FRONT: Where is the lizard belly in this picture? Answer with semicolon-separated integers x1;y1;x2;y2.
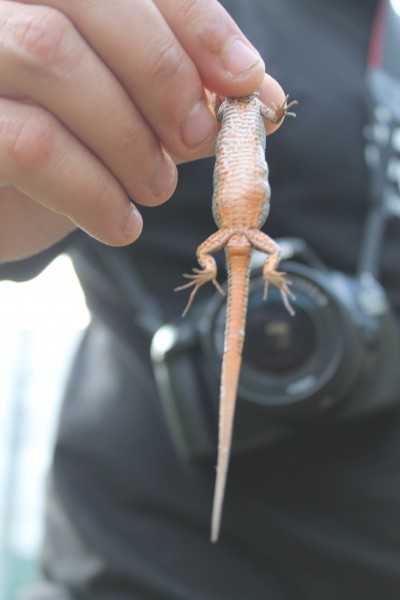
212;100;270;231
213;156;270;230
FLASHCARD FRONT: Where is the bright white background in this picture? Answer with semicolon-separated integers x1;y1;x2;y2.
0;255;90;599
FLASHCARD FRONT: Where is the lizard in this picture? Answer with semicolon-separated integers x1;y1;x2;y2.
175;90;297;542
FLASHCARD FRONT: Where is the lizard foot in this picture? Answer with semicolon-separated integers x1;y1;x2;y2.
262;94;298;125
175;268;224;317
263;269;296;316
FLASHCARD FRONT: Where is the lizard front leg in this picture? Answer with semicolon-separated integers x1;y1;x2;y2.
246;229;295;316
175;229;232;316
260;94;298;125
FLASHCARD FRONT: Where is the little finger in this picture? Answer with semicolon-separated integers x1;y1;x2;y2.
0;98;143;245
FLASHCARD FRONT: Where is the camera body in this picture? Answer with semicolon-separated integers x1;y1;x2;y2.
151;239;400;460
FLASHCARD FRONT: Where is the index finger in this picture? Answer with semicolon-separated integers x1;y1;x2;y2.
15;0;266;160
32;0;266;96
155;0;266;95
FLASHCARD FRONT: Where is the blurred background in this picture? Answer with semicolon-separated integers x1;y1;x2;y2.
0;255;90;600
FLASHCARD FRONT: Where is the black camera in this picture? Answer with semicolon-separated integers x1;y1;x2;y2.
151;238;400;460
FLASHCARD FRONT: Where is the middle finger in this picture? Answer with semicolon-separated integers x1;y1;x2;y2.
11;0;220;161
0;1;178;205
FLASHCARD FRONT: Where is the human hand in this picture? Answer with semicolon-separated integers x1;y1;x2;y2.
0;0;286;261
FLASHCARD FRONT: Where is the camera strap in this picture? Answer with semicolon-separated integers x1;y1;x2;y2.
360;0;400;277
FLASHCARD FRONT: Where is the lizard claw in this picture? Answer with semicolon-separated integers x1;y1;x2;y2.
263;270;296;316
269;95;298;124
175;268;224;317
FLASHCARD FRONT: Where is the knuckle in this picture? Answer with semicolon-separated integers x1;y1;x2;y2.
7;6;75;71
3;109;56;172
117;119;144;155
145;36;184;87
78;177;126;242
178;0;213;23
86;176;115;217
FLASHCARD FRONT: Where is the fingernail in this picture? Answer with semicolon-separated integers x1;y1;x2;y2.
182;100;216;148
151;157;177;197
123;203;142;240
223;39;263;78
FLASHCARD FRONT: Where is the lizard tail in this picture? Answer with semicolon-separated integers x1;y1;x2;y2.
211;246;251;543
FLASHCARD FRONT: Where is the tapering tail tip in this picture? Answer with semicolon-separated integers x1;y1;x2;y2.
211;503;222;542
210;447;231;543
210;513;221;543
210;492;222;542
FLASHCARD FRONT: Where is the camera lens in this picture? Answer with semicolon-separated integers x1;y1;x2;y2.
204;261;366;416
243;295;316;374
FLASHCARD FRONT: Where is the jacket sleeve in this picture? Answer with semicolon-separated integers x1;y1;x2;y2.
0;231;82;282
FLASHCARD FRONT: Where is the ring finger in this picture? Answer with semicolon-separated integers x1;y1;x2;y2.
0;1;178;206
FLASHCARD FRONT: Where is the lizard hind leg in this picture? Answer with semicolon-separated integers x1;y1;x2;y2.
262;260;296;316
175;256;224;317
246;229;295;316
175;229;232;317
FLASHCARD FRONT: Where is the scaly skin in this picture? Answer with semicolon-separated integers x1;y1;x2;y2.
176;91;296;542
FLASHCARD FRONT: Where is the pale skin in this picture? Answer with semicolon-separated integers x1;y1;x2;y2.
0;0;287;263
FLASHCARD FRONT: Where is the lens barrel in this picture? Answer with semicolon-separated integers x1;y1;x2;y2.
203;262;366;417
152;252;400;458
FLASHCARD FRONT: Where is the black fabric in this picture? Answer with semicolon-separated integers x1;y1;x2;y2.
42;321;400;600
0;232;80;283
18;0;400;598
